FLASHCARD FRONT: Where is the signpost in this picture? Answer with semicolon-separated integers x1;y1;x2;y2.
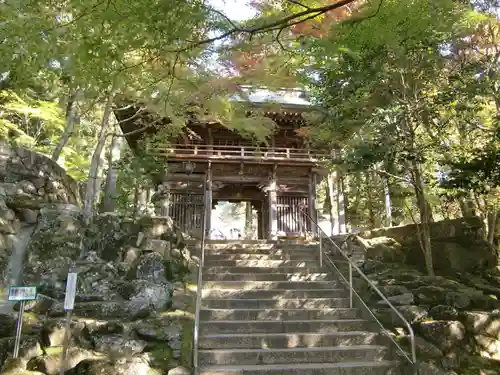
8;285;38;359
60;270;77;375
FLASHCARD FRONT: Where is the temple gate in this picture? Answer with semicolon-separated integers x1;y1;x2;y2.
115;91;328;239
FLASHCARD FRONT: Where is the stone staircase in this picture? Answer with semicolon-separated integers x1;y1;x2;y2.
197;240;401;375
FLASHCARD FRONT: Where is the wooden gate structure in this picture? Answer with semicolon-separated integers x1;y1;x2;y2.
115;90;329;239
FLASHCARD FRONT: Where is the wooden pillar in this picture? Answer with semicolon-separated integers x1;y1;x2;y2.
268;168;278;240
205;163;212;238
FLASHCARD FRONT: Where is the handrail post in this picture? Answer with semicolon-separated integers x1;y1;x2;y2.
193;170;209;375
318;223;323;268
348;263;353;308
319;235;323;268
347;238;353;308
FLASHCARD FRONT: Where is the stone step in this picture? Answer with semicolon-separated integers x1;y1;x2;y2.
204;266;327;274
199;331;379;349
205;254;317;261
202;298;350;309
204;260;318;268
198;345;389;366
202;289;347;300
206;242;277;250
200;308;359;321
203;272;333;282
203;280;341;290
200;319;372;334
199;361;400;375
206;249;318;256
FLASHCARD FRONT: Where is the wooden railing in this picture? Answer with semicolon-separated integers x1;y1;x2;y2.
155;144;328;163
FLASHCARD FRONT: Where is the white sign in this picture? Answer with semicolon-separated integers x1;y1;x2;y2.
63;273;78;310
8;286;38;302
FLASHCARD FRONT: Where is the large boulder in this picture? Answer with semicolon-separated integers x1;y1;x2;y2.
474;335;500;360
127;281;173;319
92;334;147;357
135;252;167;283
27;347;96;375
364;237;406;263
462;311;500;339
67;357;161;375
419;321;466;352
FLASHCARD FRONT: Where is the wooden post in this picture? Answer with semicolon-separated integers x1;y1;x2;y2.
205;163;212;238
268;168;278;240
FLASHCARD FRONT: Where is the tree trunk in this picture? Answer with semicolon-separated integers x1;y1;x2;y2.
101;123;123;213
337;173;347;233
327;172;337;235
365;171;376;229
135;186;147;216
411;160;434;276
487;209;498;245
83;91;114;219
52;88;80;162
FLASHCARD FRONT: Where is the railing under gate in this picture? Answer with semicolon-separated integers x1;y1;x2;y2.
155;144;328;163
300;210;417;374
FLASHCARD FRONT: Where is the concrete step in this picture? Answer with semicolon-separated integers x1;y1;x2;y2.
199;361;400;375
203;281;340;290
200;308;359;321
198;345;389;366
204;266;326;274
205;254;317;261
204;260;318;267
200;319;372;334
203;272;332;282
202;289;347;300
199;331;379;349
202;297;350;309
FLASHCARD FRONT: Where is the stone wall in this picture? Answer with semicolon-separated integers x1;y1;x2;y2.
0;143;82;207
358;217;498;274
360;217;485;244
0;143;83;287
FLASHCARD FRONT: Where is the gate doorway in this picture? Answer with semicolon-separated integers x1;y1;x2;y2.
211;201;258;239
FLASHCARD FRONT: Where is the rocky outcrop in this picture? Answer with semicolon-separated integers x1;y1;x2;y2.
359;217;498;274
0;218;197;374
356;260;500;374
0;143;198;374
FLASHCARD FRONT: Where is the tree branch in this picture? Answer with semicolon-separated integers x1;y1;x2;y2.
286;0;312;10
173;0;357;52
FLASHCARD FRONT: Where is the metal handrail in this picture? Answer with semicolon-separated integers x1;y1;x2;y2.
301;210;417;373
193;184;208;375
